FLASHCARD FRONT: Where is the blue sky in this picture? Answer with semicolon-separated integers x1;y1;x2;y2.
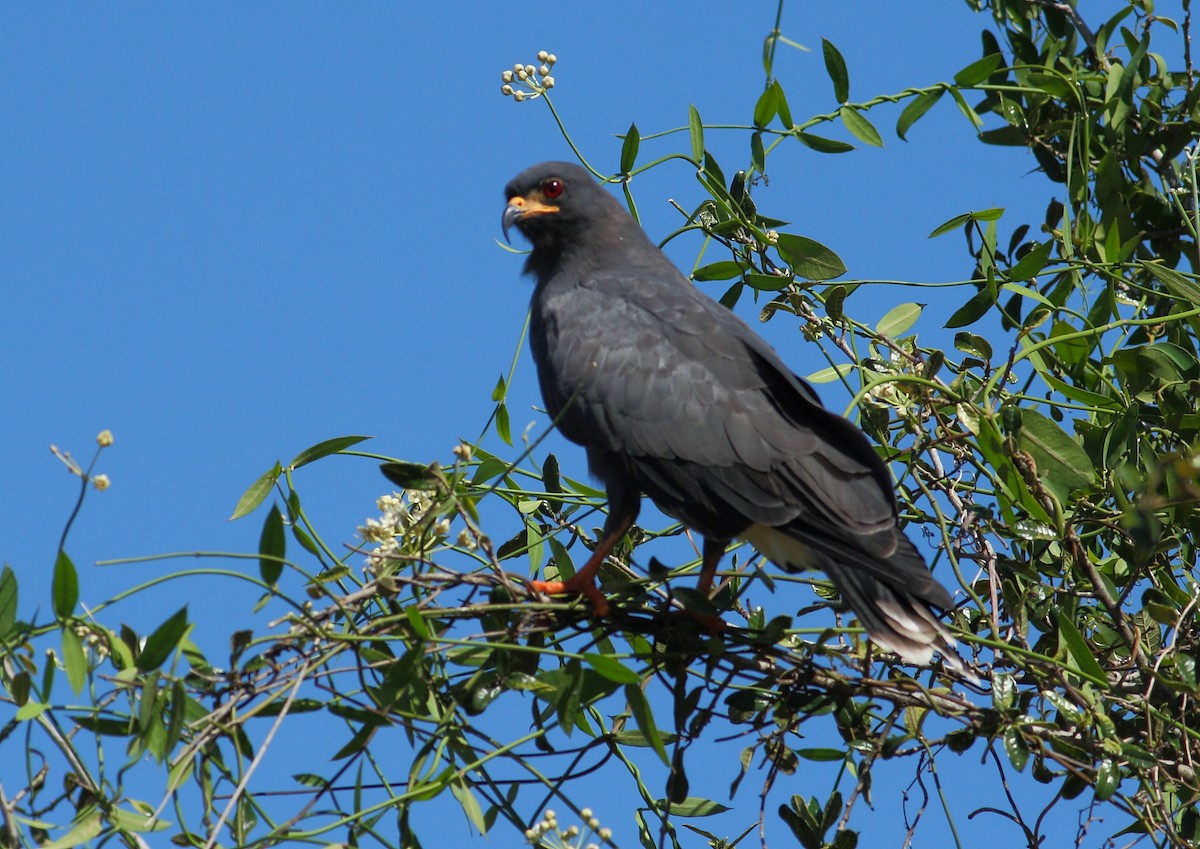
3;2;1083;847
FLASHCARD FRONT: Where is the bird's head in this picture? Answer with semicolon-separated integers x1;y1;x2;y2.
502;161;616;251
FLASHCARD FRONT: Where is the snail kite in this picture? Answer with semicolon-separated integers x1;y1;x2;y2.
502;161;958;666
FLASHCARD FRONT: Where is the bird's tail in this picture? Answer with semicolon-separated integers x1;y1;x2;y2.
747;524;973;678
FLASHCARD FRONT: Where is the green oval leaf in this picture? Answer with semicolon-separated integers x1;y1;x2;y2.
230;463;281;520
775;234;847;280
876;302;924;337
1094;758;1120;800
896;89;944;141
62;625;86;695
0;566;18;639
753;84;778;128
692;260;745;282
1054;609;1108;683
620;122;640;174
1015;408;1097;503
954;52;1004;86
1009;240;1055;282
626;683;669;765
954;331;993;360
821;38;849;103
137;606;190;672
258;504;286;586
584;653;640;684
290;435;372;470
944;286;996;329
839;106;883;147
793;131;855;154
688;104;704;162
653;797;731;817
52;549;78;620
380;461;442;491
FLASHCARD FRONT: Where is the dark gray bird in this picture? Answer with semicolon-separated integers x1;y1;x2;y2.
502;161;959;666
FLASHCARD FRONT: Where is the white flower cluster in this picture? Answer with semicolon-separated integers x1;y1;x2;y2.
500;50;557;102
523;808;612;849
358;490;450;570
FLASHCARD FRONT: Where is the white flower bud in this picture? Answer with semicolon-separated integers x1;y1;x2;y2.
96;429;114;447
599;828;612;841
547;54;557;65
513;91;526;102
542;76;555;89
513;63;524;73
524;64;536;75
92;474;111;491
502;70;514;82
537;50;549;62
501;84;514;95
538;64;550;76
581;809;593;819
516;69;528;81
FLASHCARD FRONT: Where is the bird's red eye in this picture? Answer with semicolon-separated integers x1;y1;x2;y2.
542;179;564;199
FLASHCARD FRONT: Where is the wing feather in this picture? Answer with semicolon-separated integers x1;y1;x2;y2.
531;267;897;544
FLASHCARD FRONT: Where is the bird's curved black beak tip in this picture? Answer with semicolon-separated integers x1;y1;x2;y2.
501;202;523;244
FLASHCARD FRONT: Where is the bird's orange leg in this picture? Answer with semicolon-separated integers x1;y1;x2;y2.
695;538;728;597
529;509;636;617
684;537;730;632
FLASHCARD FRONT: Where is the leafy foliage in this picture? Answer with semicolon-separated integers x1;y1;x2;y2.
3;2;1200;848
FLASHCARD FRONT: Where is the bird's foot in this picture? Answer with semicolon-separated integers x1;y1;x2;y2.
529;575;611;617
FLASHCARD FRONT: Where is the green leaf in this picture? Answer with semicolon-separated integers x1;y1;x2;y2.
806;363;857;384
290;435;371;469
620;122;640;174
584;653;640;684
796;747;847;762
773;80;793;128
753;84;778;128
896;89;943;141
794;131;855;154
653;797;731;817
379;461;442;491
688;104;704;161
954;52;1003;86
1004;727;1029;772
52;549;78;620
1008;240;1054;282
775;234;847;280
0;566;17;638
230;463;281;520
62;625;86;695
876;302;923;337
751;131;766;175
822;38;849;102
745;273;791;291
1015;408;1097;503
626;683;669;765
839;106;883;147
928;207;1004;238
954;331;993;360
258;504;286;586
947;86;984;130
491;374;506;402
1094;758;1120;800
1054;610;1108;683
137;607;190;672
450;779;488;834
944;286;996;329
495;403;512;445
35;808;103;849
692;260;745;281
1141;261;1200;303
